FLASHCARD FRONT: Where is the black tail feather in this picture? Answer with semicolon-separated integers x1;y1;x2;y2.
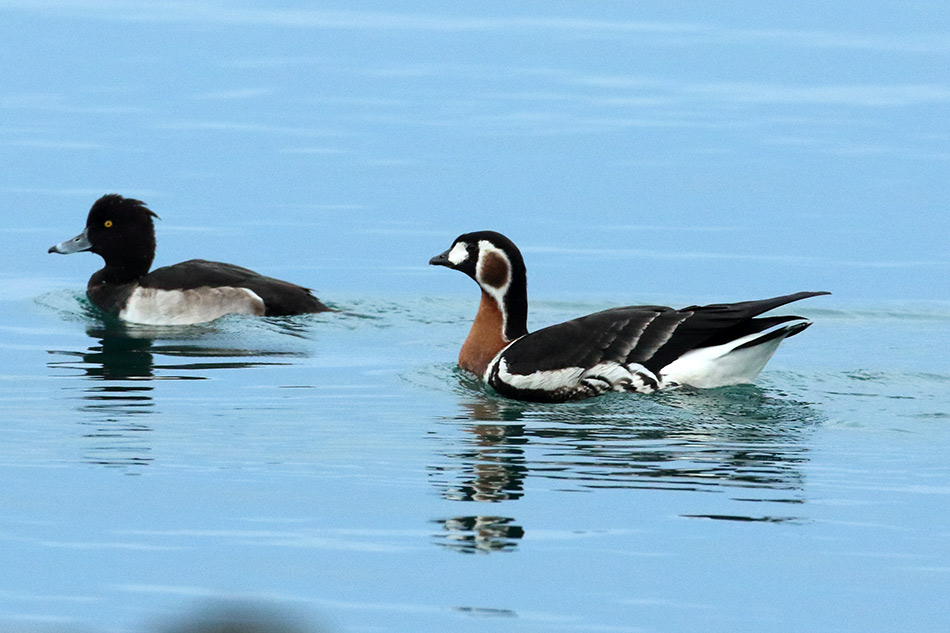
644;291;828;372
733;320;812;351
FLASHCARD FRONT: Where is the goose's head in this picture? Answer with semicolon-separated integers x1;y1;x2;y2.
430;230;529;345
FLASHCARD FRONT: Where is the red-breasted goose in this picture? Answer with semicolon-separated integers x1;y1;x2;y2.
430;230;828;402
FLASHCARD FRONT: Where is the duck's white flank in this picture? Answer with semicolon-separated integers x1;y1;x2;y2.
119;286;266;325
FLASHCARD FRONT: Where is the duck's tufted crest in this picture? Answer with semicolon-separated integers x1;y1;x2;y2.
50;194;331;324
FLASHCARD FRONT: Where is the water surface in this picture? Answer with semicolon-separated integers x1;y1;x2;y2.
2;287;948;632
2;2;950;632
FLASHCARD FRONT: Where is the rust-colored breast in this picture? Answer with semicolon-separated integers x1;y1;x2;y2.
458;290;508;377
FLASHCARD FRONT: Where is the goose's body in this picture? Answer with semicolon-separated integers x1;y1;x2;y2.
430;231;828;402
49;194;330;325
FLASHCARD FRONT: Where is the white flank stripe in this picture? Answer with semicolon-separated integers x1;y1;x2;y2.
492;358;661;394
475;241;514;334
492;358;585;391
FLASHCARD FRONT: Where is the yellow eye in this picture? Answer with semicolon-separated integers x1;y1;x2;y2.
104;220;113;228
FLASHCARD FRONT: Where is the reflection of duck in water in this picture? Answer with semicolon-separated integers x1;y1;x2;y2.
430;231;828;401
73;330;158;382
46;331;159;468
47;325;310;469
49;324;304;385
49;194;331;325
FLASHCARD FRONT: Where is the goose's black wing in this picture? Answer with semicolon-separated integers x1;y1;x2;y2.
141;259;330;315
499;304;678;374
490;291;828;401
641;291;829;373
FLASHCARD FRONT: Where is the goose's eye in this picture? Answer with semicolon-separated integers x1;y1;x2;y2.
104;220;113;228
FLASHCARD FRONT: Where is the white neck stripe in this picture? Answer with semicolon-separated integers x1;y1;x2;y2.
477;241;513;339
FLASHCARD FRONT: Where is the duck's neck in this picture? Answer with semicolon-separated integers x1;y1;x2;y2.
95;257;151;284
94;226;156;284
458;289;528;377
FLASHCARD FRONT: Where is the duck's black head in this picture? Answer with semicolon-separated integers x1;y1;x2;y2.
49;194;159;281
430;230;529;340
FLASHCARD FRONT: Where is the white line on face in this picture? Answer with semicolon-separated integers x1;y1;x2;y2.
448;241;469;265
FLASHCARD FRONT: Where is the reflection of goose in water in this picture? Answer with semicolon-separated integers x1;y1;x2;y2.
431;385;823;534
433;398;528;503
46;319;312;470
428;398;528;552
431;515;524;554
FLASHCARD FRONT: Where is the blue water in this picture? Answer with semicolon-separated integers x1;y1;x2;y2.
2;3;950;632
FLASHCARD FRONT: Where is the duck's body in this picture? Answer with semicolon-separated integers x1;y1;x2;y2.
50;194;330;325
431;231;828;402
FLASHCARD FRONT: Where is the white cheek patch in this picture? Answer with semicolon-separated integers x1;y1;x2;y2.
119;286;266;325
448;241;469;265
